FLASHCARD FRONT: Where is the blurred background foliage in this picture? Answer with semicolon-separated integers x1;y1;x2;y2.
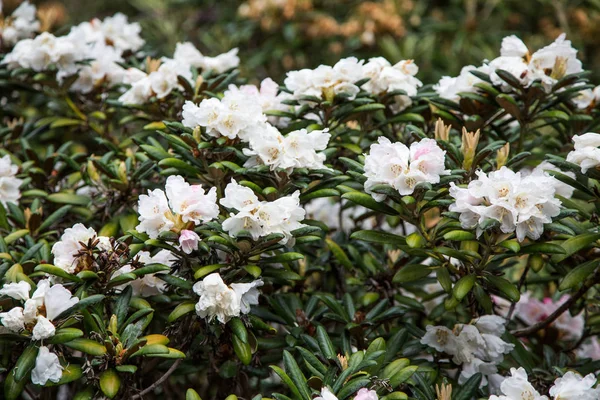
5;0;600;83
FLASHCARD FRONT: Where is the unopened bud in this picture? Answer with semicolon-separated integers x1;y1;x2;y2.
435;383;453;400
496;143;510;169
87;159;100;183
461;127;480;170
550;56;568;80
434;118;451;141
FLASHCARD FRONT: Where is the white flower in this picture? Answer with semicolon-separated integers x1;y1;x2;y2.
576;337;600;361
182;90;266;139
69;13;144;54
354;388;378;400
136;189;175;239
0;307;25;332
500;35;529;58
284;57;364;106
199;48;240;74
243;125;331;171
226;78;292;125
459;358;499;387
0;281;31;301
51;223;110;273
572;85;600;109
449;167;561;242
489;367;548;400
221;180;305;244
362;58;422;111
70;42;124;94
165;175;219;224
549;371;599;400
231;280;264;314
32;316;56;340
44;284;80;320
1;1;40;45
193;273;262;323
315;387;338;400
0;155;23;207
31;346;63;386
179;230;200;254
566;132;600;173
434;65;490;101
523;161;575;199
528;34;582;91
112;250;176;297
364;137;449;200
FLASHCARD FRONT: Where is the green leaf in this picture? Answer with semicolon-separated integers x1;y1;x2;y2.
34;264;83;282
56;294;105;320
283;350;311;400
325;239;353;270
316;326;336;360
260;253;304;264
389;365;418;388
46;193;91;206
443;230;476;241
393;265;432;283
158;158;199;176
64;338;107;356
13;344;38;382
341;192;397;215
37;205;72;232
453;373;482;400
520;243;566;255
45;364;83;386
487;275;520;302
186;389;202;400
270;366;304;400
229;318;248;343
47;328;84;344
4;229;29;245
350;230;406;246
559;260;600;291
99;369;121;399
453;275;475;300
553;233;600;263
168;301;196;323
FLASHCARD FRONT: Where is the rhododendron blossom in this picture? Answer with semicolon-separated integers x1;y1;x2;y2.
449;167;562;242
566;132;600;173
0;154;22;207
193;273;262;323
364;137;449;200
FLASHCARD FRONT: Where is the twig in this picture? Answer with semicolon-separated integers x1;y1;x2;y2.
131;359;183;399
511;270;600;337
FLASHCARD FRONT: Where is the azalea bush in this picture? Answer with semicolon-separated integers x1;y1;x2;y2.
2;2;600;400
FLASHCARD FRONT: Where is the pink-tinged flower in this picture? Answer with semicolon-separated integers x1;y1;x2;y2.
179;230;200;254
354;388;378;400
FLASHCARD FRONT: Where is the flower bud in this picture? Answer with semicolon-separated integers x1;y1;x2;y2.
179;229;200;254
496;143;510;169
461;127;480;170
87;159;100;183
434;118;451;141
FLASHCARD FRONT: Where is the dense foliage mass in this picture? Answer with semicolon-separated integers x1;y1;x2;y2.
1;1;600;400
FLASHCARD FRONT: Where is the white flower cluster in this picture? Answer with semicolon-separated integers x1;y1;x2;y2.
361;58;422;110
434;65;490;102
566;132;600;174
243;125;331;171
220;180;305;244
435;34;583;100
284;56;422;110
0;154;22;207
421;316;514;386
225;78;292;126
315;387;377;400
2;13;144;93
490;368;599;400
136;175;219;241
51;223;111;273
449;166;561;242
112;250;176;297
193;273;262;324
119;42;239;105
182;89;331;172
364;137;449;200
0;1;40;45
573;85;600;110
0;280;78;340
